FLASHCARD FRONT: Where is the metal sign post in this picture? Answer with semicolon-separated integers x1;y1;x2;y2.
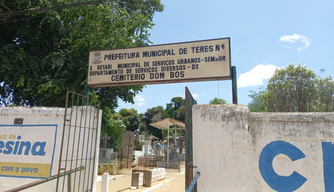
232;66;238;104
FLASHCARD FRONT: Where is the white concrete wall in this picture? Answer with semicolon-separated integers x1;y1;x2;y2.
133;150;143;157
193;104;334;192
0;107;102;192
95;168;132;192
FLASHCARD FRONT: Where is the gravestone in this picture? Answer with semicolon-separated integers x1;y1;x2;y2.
121;131;134;168
143;140;152;156
101;133;110;148
178;136;185;153
155;142;161;157
139;134;145;141
99;148;114;162
99;133;113;163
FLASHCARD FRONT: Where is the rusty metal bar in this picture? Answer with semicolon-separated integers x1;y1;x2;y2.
86;107;95;190
78;100;90;191
67;172;72;192
90;100;100;190
66;90;99;103
62;92;75;192
185;86;195;190
84;104;93;190
53;90;100;192
62;124;97;130
73;98;85;192
69;94;80;180
87;100;98;190
56;88;70;192
6;167;84;192
61;158;95;162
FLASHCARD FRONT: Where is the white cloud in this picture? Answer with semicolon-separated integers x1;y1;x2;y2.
280;34;311;51
238;64;279;88
134;95;145;106
193;93;199;98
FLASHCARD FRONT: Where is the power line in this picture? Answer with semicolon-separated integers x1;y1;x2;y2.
0;0;106;18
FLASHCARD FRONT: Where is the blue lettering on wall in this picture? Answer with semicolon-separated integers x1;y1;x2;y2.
322;142;334;191
3;141;14;154
0;140;3;153
31;142;46;156
0;136;46;156
259;140;307;192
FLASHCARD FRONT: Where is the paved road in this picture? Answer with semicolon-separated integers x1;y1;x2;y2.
122;169;185;192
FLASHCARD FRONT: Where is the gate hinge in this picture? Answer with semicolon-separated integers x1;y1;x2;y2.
188;165;197;168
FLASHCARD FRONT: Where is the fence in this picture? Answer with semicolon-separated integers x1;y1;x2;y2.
55;90;101;192
3;90;101;192
137;156;164;167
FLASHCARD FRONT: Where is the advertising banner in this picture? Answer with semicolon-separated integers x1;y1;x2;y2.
0;125;57;179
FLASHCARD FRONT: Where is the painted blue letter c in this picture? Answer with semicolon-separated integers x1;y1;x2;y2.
259;140;307;192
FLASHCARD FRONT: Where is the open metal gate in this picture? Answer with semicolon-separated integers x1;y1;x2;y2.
56;90;100;192
185;87;196;191
5;90;101;192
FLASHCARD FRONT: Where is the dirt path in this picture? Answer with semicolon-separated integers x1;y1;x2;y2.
122;169;185;192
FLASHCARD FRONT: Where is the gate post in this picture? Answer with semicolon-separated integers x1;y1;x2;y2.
232;66;238;104
185;87;195;190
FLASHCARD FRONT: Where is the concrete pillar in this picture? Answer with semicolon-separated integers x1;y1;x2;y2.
101;173;109;192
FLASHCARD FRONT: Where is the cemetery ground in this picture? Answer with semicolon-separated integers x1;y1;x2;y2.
123;169;185;192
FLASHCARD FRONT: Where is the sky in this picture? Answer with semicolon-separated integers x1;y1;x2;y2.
116;0;334;114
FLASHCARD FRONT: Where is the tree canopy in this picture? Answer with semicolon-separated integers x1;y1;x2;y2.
0;0;163;108
113;108;139;132
101;107;126;152
209;98;227;104
0;0;164;151
248;63;334;112
247;88;266;112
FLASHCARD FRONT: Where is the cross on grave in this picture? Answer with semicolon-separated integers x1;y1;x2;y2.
101;133;110;148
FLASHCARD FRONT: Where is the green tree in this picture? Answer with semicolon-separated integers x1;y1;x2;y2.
101;107;126;152
161;96;197;121
263;63;317;112
209;98;227;104
138;113;146;131
116;0;164;21
162;96;186;120
247;88;266;112
161;127;183;141
315;75;334;112
248;63;334;112
116;108;139;131
0;1;164;151
142;106;164;138
171;97;184;109
161;103;176;119
0;0;163;109
137;96;198;140
176;105;186;122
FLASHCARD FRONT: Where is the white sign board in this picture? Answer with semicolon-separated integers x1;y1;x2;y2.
88;38;231;87
0;125;57;179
